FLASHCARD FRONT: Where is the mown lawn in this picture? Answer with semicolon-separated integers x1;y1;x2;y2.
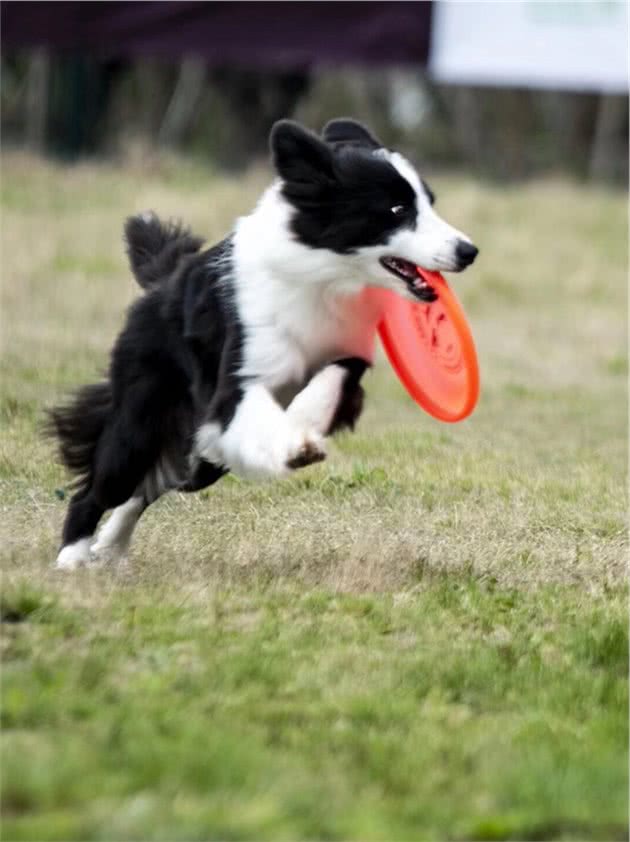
1;152;627;840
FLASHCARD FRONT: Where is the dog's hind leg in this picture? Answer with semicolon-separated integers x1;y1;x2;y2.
89;461;225;566
56;484;147;571
89;495;147;567
88;456;177;567
55;490;106;570
56;407;163;569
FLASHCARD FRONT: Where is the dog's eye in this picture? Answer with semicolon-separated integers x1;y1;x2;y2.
390;205;406;216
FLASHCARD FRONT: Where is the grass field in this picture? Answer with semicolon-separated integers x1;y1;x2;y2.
1;151;627;841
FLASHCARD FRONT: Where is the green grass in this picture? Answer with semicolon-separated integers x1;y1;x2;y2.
2;581;627;841
1;152;627;840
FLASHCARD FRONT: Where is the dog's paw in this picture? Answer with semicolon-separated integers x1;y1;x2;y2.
222;430;289;480
224;426;325;479
233;447;288;480
286;432;327;470
54;538;92;571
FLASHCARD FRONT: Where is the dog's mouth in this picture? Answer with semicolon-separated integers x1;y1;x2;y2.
379;257;437;303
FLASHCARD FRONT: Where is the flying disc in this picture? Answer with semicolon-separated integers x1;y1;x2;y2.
372;269;479;422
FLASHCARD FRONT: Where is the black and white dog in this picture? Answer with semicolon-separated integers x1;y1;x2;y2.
48;118;478;569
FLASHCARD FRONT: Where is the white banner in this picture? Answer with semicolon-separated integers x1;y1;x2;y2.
430;1;629;92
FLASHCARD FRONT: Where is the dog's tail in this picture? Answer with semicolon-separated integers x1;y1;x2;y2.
45;382;112;493
124;212;204;290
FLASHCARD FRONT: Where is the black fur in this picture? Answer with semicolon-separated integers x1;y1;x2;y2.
322;117;382;150
46;382;112;494
124;214;205;290
48;219;238;548
327;358;368;435
49;212;370;554
323;119;437;207
271;120;417;254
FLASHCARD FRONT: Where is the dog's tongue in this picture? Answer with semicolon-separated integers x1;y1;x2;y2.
415;267;442;286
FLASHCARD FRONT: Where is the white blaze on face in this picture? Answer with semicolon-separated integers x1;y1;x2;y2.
379;150;473;273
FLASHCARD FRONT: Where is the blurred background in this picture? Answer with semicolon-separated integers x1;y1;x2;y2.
1;0;628;183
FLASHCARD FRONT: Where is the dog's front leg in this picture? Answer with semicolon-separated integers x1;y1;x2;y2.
197;383;326;480
190;324;325;478
217;356;369;478
287;358;369;438
191;312;368;478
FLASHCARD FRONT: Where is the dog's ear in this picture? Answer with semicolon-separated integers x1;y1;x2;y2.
270;120;335;184
322;118;382;150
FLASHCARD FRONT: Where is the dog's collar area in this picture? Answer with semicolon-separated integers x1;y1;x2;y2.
379;257;437;303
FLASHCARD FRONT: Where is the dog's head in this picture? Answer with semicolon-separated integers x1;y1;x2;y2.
270;118;478;301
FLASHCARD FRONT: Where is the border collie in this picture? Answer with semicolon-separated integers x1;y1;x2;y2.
48;118;478;570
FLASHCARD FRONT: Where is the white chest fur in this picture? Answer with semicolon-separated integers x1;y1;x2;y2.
232;187;382;390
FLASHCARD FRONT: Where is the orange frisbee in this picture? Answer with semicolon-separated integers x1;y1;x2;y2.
372;268;479;422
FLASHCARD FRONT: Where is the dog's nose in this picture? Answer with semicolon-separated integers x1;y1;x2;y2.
455;240;479;268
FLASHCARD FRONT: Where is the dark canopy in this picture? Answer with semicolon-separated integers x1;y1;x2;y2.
1;1;433;68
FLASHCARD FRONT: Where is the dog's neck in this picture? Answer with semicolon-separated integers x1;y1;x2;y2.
233;182;368;294
231;182;381;377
